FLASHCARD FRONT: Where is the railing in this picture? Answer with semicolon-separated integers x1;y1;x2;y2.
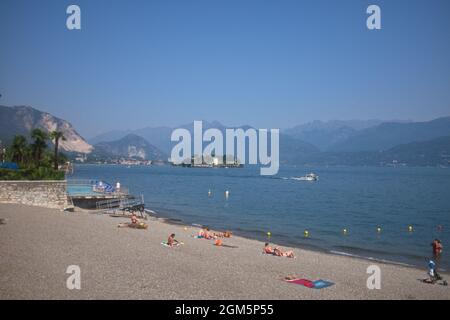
66;179;97;186
96;195;145;212
66;179;130;196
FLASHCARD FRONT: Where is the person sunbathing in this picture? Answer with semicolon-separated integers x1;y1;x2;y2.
282;250;295;258
203;228;215;239
167;233;179;247
264;243;295;258
130;213;138;224
263;243;275;254
212;230;233;238
224;231;232;238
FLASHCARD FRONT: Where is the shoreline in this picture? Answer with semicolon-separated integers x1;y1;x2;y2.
69;164;450;273
1;203;449;299
144;207;447;274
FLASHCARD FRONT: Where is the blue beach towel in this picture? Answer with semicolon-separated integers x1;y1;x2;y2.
312;279;334;289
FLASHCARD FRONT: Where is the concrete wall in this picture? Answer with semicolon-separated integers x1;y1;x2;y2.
0;180;68;209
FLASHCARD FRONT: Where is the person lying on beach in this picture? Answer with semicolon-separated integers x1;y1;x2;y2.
263;243;295;258
196;228;232;239
275;248;295;258
116;212;148;229
198;227;215;239
212;231;233;238
117;221;148;229
263;243;275;254
167;233;179;247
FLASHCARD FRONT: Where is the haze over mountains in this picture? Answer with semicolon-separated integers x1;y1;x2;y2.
1;105;450;166
284;119;408;151
91;134;167;161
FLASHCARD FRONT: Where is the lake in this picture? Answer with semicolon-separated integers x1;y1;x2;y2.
70;164;450;270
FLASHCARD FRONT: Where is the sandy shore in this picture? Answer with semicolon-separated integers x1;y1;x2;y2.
0;203;449;300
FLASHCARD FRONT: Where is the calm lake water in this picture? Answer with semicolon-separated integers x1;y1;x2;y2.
70;164;450;270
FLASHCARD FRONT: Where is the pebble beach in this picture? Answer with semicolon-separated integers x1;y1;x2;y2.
0;203;449;300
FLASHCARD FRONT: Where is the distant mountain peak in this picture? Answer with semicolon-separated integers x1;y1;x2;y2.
93;134;166;160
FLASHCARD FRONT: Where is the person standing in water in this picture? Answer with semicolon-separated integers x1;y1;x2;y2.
432;239;443;257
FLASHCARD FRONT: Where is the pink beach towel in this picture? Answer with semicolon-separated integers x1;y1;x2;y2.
285;279;315;288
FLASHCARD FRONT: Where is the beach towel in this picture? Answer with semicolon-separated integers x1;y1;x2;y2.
192;235;214;240
284;278;334;289
129;222;148;229
117;222;148;229
312;279;335;289
286;279;315;288
161;241;184;247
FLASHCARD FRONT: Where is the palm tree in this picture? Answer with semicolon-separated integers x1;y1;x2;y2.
50;130;66;170
30;128;48;165
10;135;27;164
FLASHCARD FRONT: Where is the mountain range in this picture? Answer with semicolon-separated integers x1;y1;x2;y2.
283;119;389;150
328;117;450;152
1;105;449;166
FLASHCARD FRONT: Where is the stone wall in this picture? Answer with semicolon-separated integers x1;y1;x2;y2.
0;180;68;209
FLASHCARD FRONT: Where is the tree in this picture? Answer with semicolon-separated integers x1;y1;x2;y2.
10;135;27;164
50;130;66;170
30;128;48;164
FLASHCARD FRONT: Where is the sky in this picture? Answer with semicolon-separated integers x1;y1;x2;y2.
1;0;450;138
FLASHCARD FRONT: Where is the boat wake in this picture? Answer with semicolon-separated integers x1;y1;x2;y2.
280;175;319;182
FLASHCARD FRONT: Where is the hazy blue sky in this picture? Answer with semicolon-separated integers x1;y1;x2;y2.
1;0;450;138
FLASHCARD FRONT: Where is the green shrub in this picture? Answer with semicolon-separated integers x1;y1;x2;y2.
0;167;64;180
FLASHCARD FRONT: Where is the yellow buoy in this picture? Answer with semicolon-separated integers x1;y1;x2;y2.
304;230;309;238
